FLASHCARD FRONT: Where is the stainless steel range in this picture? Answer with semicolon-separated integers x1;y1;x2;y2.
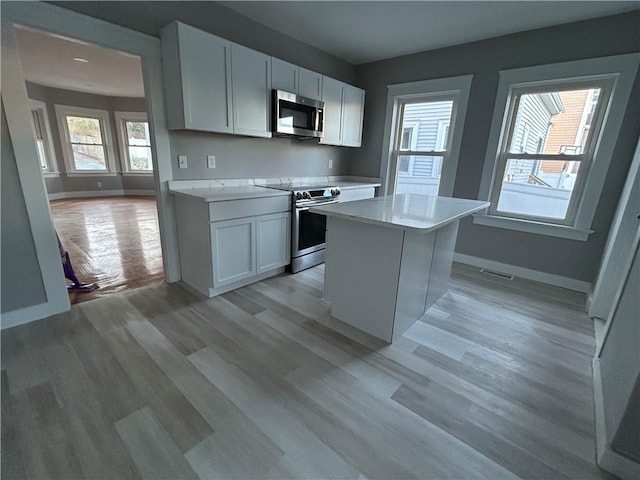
264;183;341;272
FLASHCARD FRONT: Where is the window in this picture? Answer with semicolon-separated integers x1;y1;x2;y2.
381;75;473;197
55;105;116;174
28;100;57;173
115;112;153;172
476;54;639;240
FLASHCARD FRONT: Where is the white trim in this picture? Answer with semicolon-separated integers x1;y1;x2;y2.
65;172;119;177
453;253;591;293
478;54;640;235
47;189;155;201
1;301;68;330
114;111;153;173
121;172;154;177
1;1;180;327
1;19;70;322
472;213;593;241
592;359;640;480
44;172;61;178
589;136;640;320
380;74;473;197
54;104;117;173
28;98;58;173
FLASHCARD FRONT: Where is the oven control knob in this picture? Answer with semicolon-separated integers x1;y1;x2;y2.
302;191;310;199
296;192;303;200
334;187;341;196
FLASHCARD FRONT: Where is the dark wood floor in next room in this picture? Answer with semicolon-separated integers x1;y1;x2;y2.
50;196;164;304
1;263;613;480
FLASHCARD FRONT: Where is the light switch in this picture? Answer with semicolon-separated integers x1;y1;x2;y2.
328;159;333;169
207;155;216;169
178;155;187;168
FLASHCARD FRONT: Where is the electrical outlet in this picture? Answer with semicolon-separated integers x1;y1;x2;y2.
97;181;102;188
207;155;216;169
328;159;333;169
178;155;188;169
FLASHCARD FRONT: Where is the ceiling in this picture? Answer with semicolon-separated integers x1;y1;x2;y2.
221;1;639;64
13;2;638;98
14;26;144;98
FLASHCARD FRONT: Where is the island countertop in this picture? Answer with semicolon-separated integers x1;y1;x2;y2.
310;194;489;232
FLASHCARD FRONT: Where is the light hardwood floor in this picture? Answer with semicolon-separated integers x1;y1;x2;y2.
50;197;164;304
1;263;612;479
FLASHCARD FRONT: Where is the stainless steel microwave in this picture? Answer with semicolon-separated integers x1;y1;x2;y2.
272;90;324;138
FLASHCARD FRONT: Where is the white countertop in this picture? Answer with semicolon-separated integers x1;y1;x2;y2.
169;185;290;202
332;181;380;189
310;194;490;232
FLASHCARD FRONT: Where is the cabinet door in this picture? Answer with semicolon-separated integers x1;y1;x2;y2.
319;76;344;146
176;23;233;133
257;212;290;273
211;217;256;287
271;57;298;94
231;43;272;138
341;84;365;147
298;67;323;100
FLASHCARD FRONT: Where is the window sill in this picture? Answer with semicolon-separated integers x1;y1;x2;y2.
66;172;118;177
43;172;61;178
122;172;154;176
472;214;593;241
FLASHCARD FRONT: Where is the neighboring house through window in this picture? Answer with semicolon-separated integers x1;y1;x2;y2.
475;54;639;240
29;99;57;173
115;111;153;172
54;104;116;173
380;75;473;197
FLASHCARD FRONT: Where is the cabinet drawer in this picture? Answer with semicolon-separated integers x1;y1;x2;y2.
208;195;290;222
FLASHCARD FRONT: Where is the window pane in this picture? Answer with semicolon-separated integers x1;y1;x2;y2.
36;140;48;170
66;116;103;144
508;88;601;155
402;100;453;151
72;144;106;170
396;154;443;196
496;158;582;219
125;121;151;147
128;146;153;170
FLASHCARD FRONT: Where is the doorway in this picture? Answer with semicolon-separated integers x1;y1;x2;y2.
15;25;164;304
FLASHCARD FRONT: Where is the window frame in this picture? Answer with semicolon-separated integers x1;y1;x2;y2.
28;99;58;175
379;75;473;196
114;111;153;174
475;54;639;241
54;104;117;175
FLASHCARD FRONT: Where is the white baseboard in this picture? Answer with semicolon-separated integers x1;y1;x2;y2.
453;253;591;293
1;300;69;330
48;189;155;200
592;358;640;480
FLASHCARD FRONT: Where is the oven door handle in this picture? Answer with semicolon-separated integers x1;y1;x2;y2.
296;199;339;211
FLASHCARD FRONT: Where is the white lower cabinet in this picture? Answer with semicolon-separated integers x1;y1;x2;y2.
211;217;257;287
257;212;291;273
174;194;290;297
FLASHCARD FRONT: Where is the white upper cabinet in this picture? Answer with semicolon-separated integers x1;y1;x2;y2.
271;58;323;100
320;77;365;147
231;43;272;138
161;21;233;133
341;84;365;147
271;57;298;93
320;76;344;146
298;67;323;100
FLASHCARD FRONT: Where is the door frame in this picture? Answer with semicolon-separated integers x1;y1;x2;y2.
1;2;180;328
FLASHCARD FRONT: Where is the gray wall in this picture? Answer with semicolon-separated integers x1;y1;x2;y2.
26;82;155;194
352;11;640;283
49;0;356;84
1;101;47;313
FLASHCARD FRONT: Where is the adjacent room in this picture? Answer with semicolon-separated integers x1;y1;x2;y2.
1;2;638;480
13;26;164;303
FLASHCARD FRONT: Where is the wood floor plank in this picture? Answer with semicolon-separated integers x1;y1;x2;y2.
1;370;25;480
115;406;199;480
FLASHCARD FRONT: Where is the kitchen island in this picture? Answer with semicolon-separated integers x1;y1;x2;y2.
310;194;489;343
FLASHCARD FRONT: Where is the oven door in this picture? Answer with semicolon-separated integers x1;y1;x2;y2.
292;202;335;257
